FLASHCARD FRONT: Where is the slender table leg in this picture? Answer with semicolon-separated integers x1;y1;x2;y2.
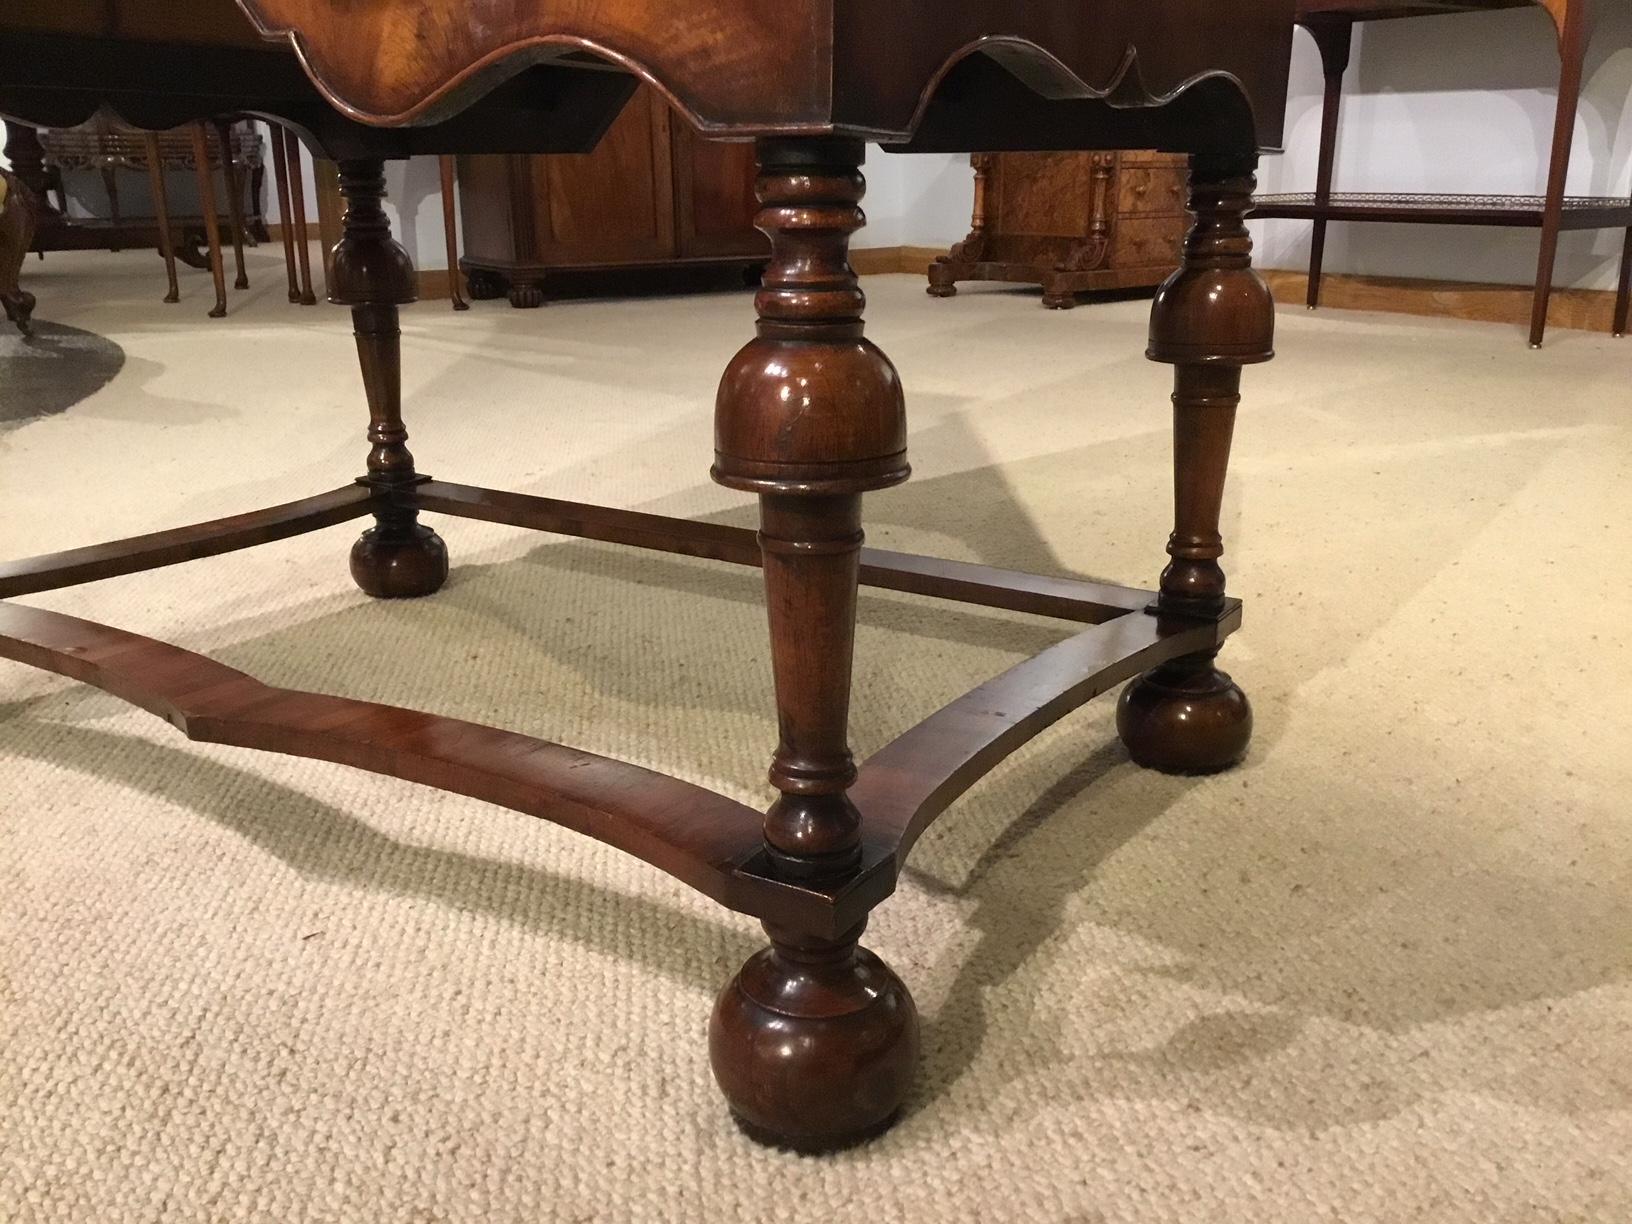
333;158;448;599
708;138;917;1153
1117;155;1273;775
141;134;180;304
438;155;469;311
1306;19;1353;312
283;128;319;306
100;166;122;251
269;123;301;302
189;122;228;318
1531;15;1588;349
214;119;251;290
1614;225;1631;338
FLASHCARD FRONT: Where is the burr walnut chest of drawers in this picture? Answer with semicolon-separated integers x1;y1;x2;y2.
929;150;1190;308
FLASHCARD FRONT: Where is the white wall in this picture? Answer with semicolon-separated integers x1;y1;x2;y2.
264;127;455;271
1254;7;1632;290
25;10;1632;291
877;7;1632;291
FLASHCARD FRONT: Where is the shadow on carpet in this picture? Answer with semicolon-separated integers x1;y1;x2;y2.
0;319;125;426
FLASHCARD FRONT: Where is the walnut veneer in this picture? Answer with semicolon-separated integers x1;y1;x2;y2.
454;84;765;308
0;0;1296;1152
928;150;1190;308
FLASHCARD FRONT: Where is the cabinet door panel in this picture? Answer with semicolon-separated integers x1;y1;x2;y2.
533;87;674;265
673;125;767;259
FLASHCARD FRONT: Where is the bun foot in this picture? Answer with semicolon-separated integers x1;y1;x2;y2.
1117;656;1252;775
507;281;545;309
349;523;448;599
926;263;958;298
710;925;918;1153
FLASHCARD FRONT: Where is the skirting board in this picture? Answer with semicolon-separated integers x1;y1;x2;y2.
287;237;1620;336
1259;269;1627;337
405;248;946;300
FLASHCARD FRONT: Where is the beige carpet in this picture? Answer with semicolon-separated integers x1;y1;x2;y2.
3;248;1630;1223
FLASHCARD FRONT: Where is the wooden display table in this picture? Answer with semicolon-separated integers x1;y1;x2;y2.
0;0;1296;1151
1251;0;1632;347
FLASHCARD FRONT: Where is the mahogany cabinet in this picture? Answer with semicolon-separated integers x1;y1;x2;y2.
456;85;766;307
928;150;1190;308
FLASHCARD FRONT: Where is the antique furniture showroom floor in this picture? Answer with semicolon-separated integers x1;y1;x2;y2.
4;3;1632;1222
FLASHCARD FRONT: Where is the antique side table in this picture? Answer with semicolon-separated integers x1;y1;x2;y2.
1252;0;1632;348
0;0;1296;1151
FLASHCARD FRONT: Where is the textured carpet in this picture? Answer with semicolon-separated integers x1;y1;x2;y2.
0;320;125;427
3;249;1630;1223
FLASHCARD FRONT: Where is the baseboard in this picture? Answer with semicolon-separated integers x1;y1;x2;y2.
408;247;947;301
408;257;1620;333
1260;268;1627;336
852;246;946;276
415;268;460;299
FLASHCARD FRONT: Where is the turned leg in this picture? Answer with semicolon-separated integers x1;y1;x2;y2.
1118;155;1273;775
333;158;448;599
708;138;917;1151
189;123;229;319
214;119;250;290
141;134;180;304
283;128;318;306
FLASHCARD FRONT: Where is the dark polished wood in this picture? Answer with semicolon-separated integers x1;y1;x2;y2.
1117;160;1271;774
268;122;301;302
281;127;318;306
213;118;251;290
25;117;267;277
1253;0;1630;347
331;158;449;598
455;84;765;308
0;169;36;335
706;139;916;1147
0;0;1295;1153
928;150;1189;308
189;121;230;318
140;132;182;304
855;602;1239;854
0;486;376;599
437;155;469;310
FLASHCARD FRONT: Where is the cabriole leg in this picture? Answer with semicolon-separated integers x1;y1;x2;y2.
1118;155;1273;775
708;138;917;1151
214;119;250;291
332;159;448;599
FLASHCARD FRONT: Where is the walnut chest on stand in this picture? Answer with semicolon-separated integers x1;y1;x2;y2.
928;150;1190;308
